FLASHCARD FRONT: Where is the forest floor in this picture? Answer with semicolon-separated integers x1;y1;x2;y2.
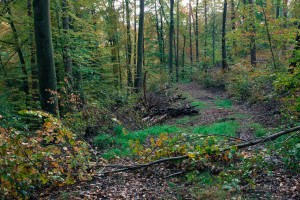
38;82;299;200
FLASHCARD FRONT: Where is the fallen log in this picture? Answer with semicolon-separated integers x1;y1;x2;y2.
150;105;198;117
99;125;300;175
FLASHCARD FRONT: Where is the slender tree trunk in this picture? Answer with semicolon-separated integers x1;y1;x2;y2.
249;0;256;67
134;0;137;74
260;0;277;69
125;0;133;88
160;6;165;65
182;26;187;79
5;3;29;95
169;0;175;75
176;0;180;82
212;0;216;66
62;0;73;89
33;0;59;116
222;0;228;70
27;0;38;93
189;0;193;66
195;0;199;64
276;0;280;19
204;0;208;70
230;0;236;47
134;0;144;93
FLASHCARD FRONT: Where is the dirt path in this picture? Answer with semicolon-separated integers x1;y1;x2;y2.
174;82;279;140
38;82;298;200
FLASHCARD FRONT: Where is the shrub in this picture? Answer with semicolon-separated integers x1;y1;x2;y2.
0;111;91;198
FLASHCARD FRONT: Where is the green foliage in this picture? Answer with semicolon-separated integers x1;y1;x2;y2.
93;125;181;159
191;101;208;109
193;121;240;137
176;116;198;125
193;69;226;88
0;111;91;198
248;123;269;137
275;67;300;119
214;99;233;108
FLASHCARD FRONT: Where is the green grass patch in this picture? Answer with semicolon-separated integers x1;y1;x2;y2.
191;101;208;109
93;125;182;159
193;121;240;137
214;99;233;108
176;115;198;125
249;123;269;137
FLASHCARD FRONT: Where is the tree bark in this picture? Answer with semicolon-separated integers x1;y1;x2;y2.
249;0;256;67
125;0;133;88
33;0;59;116
176;0;180;82
222;0;228;70
195;0;199;64
204;0;208;70
169;0;175;75
134;0;144;93
62;0;73;89
27;0;38;93
189;0;193;66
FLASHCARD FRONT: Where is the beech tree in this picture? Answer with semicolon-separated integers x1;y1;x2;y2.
33;0;59;116
134;0;144;93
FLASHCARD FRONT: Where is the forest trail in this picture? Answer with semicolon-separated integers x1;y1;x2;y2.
170;82;278;141
39;82;299;200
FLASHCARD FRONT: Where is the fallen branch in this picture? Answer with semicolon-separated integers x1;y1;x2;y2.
99;126;300;175
236;125;300;149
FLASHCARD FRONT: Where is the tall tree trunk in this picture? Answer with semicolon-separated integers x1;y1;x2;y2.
204;0;208;70
169;0;175;74
125;0;133;88
182;26;187;79
222;0;228;70
195;0;199;64
230;0;236;47
249;0;256;67
27;0;38;93
5;3;29;95
155;0;165;66
176;0;180;82
212;0;216;66
134;0;137;72
134;0;144;93
276;0;280;19
189;0;193;66
33;0;59;116
62;0;73;89
160;6;165;65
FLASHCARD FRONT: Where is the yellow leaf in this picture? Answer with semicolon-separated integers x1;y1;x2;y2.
187;152;195;159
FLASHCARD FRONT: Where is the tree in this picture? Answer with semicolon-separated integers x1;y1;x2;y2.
222;0;228;70
249;0;256;67
169;0;175;74
176;0;180;82
62;0;73;90
134;0;144;93
125;0;133;88
33;0;59;116
195;0;199;64
4;1;29;95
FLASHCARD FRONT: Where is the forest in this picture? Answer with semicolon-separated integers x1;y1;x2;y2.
0;0;300;199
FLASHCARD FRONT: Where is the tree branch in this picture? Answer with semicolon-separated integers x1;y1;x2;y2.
99;126;300;175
